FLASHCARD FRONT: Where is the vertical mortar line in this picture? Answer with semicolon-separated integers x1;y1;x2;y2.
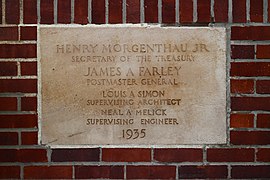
17;61;21;77
193;0;198;23
264;0;268;23
151;147;154;162
105;0;108;24
88;0;92;23
254;112;257;128
2;0;5;24
18;25;21;41
20;165;24;179
246;0;250;22
17;96;21;112
20;0;23;25
71;0;74;23
211;0;214;21
158;0;162;24
175;0;179;24
254;148;258;162
124;165;127;180
18;130;22;145
47;147;52;163
37;0;40;24
123;0;126;23
175;165;179;180
72;165;75;179
227;164;231;179
228;0;232;23
99;147;102;162
202;145;207;164
226;25;231;145
54;0;57;24
140;0;144;23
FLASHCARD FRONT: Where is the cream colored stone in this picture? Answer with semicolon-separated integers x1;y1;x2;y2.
39;25;227;145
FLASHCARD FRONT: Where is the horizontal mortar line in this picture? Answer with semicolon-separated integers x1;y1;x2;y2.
0;58;37;62
231;94;270;97
230;23;270;26
0;129;37;132
231;59;270;62
0;41;37;44
0;76;37;79
0;145;48;149
230;77;270;80
0;93;37;97
231;41;270;45
0;111;36;115
231;110;270;114
230;128;270;131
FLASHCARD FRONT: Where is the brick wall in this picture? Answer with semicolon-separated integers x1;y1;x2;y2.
0;0;270;179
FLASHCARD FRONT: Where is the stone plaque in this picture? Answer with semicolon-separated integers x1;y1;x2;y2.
39;26;227;145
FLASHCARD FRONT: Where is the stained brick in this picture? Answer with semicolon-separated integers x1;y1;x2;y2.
21;62;37;76
24;166;72;179
0;149;47;162
231;97;270;111
231;131;270;145
231;26;270;40
74;0;88;24
40;0;54;24
0;114;37;128
179;165;227;179
0;166;20;179
0;27;18;41
0;97;17;111
231;62;270;77
0;79;37;93
250;0;263;22
257;114;270;128
0;62;17;76
127;0;140;23
269;1;270;23
51;148;100;162
6;0;20;24
257;148;270;162
180;0;193;23
21;132;38;145
214;0;228;22
109;0;122;23
145;0;158;23
21;97;37;111
231;45;255;59
0;44;36;58
75;166;124;179
230;79;254;94
162;0;175;24
92;0;105;24
230;114;254;128
127;165;176;179
257;80;270;94
20;26;37;40
154;148;202;162
257;45;270;59
231;165;270;178
232;0;246;22
24;0;37;24
197;0;211;23
207;148;255;162
58;0;71;23
0;132;18;145
0;0;1;24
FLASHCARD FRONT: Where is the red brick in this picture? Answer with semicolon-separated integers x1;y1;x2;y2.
145;0;158;23
20;26;37;40
197;0;211;23
257;114;270;128
109;0;122;23
269;0;270;23
257;80;270;94
231;26;270;40
75;166;124;179
51;148;100;162
179;165;227;179
0;149;47;162
0;44;36;58
127;165;176;179
74;0;88;24
0;114;37;128
0;97;17;111
214;0;228;22
231;62;270;77
0;62;17;76
0;0;1;24
24;166;72;179
0;79;37;93
21;97;37;111
230;113;254;128
24;0;37;24
257;148;270;162
231;97;270;111
232;0;246;22
231;165;270;179
230;79;254;94
0;166;20;179
207;148;254;162
92;0;105;24
257;45;270;59
58;0;71;23
0;27;18;41
231;45;255;59
5;0;20;24
102;148;151;162
127;0;140;23
0;132;18;145
180;0;193;23
21;62;37;76
154;148;202;162
162;0;175;24
40;0;54;24
231;131;270;145
250;0;263;22
21;132;38;145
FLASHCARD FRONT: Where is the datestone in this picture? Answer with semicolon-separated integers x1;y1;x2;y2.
39;25;227;145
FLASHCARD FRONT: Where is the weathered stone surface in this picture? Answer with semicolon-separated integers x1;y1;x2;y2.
39;25;227;145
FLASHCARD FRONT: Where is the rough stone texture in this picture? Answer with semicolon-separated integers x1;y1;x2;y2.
39;26;227;145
